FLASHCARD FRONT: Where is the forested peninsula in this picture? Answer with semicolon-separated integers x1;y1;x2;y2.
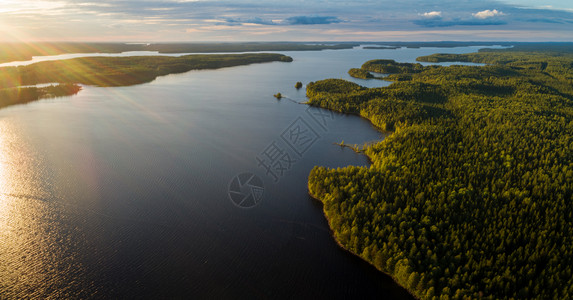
307;48;573;299
0;53;292;109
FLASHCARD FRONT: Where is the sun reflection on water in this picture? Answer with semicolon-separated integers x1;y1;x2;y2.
0;119;41;228
0;119;43;297
0;119;26;232
0;118;80;298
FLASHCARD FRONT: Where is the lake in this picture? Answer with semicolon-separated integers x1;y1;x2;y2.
0;45;500;299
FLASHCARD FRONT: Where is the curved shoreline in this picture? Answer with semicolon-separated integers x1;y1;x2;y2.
308;184;417;300
306;102;413;297
305;47;573;299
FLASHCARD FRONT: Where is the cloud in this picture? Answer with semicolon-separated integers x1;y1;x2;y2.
223;17;276;26
2;0;573;42
414;18;507;27
282;15;342;25
522;18;573;24
420;11;442;18
220;15;342;26
414;8;507;27
472;9;505;19
523;18;562;24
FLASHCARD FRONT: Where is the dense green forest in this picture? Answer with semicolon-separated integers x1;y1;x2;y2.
348;59;436;80
362;59;427;74
0;53;291;108
348;68;374;79
0;84;82;110
307;48;573;299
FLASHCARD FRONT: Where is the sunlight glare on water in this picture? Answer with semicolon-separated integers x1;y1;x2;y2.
0;119;86;298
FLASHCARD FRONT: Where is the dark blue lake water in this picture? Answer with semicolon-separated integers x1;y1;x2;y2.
0;45;500;299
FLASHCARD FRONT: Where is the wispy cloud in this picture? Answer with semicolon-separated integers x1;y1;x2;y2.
223;17;277;26
283;15;342;25
523;18;563;23
220;15;342;26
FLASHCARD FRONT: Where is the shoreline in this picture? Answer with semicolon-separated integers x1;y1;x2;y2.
0;42;358;65
0;53;292;109
307;184;417;300
0;84;82;110
306;99;416;298
304;46;573;298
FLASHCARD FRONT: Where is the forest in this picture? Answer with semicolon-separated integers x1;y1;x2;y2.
307;47;573;299
0;53;292;108
348;68;374;79
0;83;82;110
361;59;427;74
348;60;438;80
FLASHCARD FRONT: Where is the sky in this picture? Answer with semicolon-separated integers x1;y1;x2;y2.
0;0;572;42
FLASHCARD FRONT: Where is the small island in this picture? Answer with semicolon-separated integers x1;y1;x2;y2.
274;92;283;99
334;141;365;153
347;60;431;80
295;81;303;89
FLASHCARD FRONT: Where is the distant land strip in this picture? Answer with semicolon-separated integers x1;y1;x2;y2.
0;53;292;110
0;42;355;64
